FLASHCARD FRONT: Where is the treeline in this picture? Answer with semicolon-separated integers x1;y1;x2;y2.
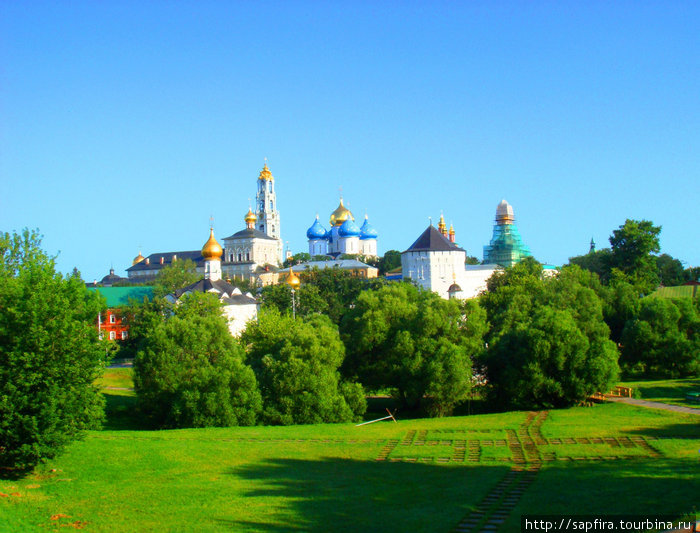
1;220;698;471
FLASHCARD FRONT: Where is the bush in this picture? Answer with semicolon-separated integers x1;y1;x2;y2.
0;230;105;470
133;293;261;428
242;309;363;424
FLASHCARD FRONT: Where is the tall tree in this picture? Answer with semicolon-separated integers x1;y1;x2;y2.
341;283;486;416
608;219;661;294
0;230;106;470
480;263;619;409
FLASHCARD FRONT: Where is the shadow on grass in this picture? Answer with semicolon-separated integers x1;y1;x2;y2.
513;458;700;521
102;392;149;431
226;457;509;532
627;420;700;439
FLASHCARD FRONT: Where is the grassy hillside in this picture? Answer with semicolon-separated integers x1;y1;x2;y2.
1;376;698;532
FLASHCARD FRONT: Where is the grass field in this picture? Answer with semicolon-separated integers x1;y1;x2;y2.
1;374;699;532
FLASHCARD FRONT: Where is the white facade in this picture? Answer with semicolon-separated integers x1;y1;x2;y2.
401;225;499;300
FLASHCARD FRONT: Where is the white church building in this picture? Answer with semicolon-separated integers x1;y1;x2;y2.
401;223;498;300
306;198;378;258
166;227;259;337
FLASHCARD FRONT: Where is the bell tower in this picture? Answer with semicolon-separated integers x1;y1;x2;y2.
255;160;283;263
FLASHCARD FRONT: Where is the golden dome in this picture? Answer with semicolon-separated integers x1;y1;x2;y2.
132;251;145;265
286;266;300;289
449;224;455;236
258;163;274;181
244;208;257;224
329;198;354;227
438;214;446;234
201;228;223;260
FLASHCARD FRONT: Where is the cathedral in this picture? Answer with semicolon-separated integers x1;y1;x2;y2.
127;163;284;285
306;198;378;258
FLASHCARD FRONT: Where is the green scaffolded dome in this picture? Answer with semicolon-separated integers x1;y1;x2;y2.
483;199;531;268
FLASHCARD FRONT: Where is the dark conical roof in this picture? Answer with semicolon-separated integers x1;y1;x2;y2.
404;225;464;253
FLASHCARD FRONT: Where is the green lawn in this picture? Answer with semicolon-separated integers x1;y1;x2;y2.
96;367;134;390
620;378;700;408
1;379;699;532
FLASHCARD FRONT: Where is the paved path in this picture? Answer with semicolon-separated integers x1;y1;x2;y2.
605;396;700;415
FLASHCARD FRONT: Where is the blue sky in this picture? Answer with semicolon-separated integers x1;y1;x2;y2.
2;1;698;282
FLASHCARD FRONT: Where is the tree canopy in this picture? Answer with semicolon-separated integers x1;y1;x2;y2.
480;261;619;409
0;230;106;470
133;292;261;428
341;282;487;416
241;309;363;425
621;296;700;378
261;267;385;324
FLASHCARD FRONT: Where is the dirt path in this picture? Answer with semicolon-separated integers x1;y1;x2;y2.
605;396;700;415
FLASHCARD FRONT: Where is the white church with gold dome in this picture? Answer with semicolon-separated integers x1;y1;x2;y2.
127;163;285;285
306;198;378;258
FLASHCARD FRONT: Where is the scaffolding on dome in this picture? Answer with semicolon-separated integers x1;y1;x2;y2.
483;222;531;268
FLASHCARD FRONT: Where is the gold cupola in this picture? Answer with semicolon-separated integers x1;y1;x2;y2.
286;266;300;290
132;251;145;265
244;208;257;229
329;198;354;227
258;163;274;181
438;213;447;236
201;227;223;260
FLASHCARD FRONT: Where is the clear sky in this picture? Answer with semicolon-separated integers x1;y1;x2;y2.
2;1;698;282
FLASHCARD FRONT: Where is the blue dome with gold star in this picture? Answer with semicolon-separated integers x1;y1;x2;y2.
360;216;378;240
338;218;361;237
306;216;327;240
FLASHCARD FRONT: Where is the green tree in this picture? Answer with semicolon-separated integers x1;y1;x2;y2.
341;283;486;416
568;249;613;283
602;278;641;345
480;262;619;409
300;267;385;324
152;258;200;298
282;252;311;268
133;292;261;428
620;296;700;378
259;281;330;318
241;309;363;425
465;256;480;266
655;253;686;286
684;266;700;283
378;250;402;275
608;219;661;294
0;230;106;470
